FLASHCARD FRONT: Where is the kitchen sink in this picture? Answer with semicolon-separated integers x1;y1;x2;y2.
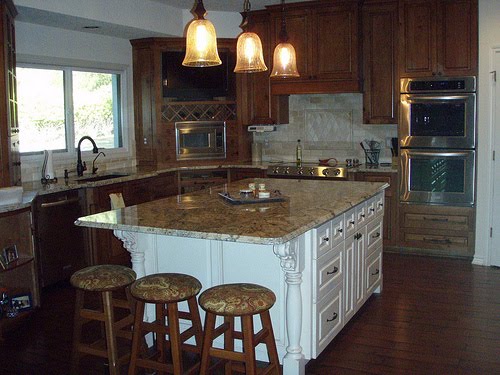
76;172;130;183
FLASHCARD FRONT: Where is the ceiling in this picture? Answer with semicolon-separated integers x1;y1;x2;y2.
151;0;309;12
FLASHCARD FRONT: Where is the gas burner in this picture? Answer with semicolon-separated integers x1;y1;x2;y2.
266;163;348;180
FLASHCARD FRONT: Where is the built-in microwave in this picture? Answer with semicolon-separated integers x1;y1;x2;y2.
175;121;226;161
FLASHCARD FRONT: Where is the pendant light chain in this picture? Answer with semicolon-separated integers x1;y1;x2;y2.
279;0;288;42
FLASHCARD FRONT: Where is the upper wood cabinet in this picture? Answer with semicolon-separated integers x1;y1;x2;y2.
362;1;399;124
241;10;289;125
0;0;20;187
399;0;478;77
268;0;362;95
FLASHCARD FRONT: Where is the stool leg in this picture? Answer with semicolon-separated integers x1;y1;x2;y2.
187;296;204;352
260;311;281;375
200;312;217;375
128;300;145;375
156;302;168;374
70;289;85;375
102;291;120;375
224;316;234;375
242;315;257;375
167;302;183;375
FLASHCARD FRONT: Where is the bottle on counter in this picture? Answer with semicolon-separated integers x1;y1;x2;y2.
296;139;302;166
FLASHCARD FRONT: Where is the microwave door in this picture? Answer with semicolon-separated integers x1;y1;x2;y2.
400;93;476;149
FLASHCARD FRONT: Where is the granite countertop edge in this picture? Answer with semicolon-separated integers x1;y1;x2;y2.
75;181;389;245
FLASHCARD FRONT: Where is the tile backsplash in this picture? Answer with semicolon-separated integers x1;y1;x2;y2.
253;94;398;164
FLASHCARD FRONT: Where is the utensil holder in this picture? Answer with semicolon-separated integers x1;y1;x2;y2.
364;150;380;166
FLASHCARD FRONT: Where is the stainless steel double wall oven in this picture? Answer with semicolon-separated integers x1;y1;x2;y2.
399;77;476;206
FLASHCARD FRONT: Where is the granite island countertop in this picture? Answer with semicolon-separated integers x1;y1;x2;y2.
75;178;388;245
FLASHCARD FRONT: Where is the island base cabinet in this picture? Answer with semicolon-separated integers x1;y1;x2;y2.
112;189;387;375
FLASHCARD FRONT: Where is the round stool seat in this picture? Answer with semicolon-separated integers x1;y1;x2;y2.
199;283;276;316
131;273;202;303
70;265;136;292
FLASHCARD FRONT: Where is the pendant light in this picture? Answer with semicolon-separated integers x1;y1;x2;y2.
234;0;267;73
270;0;299;78
183;0;222;67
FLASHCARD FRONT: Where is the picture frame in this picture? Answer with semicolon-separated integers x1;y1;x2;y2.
2;244;18;266
0;253;7;270
10;293;32;312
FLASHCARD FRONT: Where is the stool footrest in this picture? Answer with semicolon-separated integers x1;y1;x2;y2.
210;347;245;362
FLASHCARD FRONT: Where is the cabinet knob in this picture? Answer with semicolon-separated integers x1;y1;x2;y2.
338;228;343;233
371;232;381;239
371;269;380;276
322;236;329;243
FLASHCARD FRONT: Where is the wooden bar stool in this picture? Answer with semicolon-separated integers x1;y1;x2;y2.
70;264;136;375
199;283;281;375
128;273;204;375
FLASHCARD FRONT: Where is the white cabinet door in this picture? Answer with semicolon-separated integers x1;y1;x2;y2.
354;226;366;312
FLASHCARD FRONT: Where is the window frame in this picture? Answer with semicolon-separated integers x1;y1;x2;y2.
16;62;128;157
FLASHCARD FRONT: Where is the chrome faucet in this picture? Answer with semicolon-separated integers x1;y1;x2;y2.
76;136;99;177
92;152;106;174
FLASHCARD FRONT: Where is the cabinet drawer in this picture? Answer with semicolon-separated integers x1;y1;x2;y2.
313;215;343;259
375;193;385;217
355;202;367;228
403;231;469;248
344;207;356;238
366;218;383;257
314;243;343;302
366;250;382;296
404;212;470;231
366;196;377;223
313;285;343;357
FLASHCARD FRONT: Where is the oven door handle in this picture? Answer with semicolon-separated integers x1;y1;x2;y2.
407;151;471;159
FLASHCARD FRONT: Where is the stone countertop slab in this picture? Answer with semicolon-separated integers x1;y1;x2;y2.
0;191;37;214
75;178;388;245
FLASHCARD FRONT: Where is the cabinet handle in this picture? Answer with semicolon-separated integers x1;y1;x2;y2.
360;214;365;218
40;197;80;208
322;237;329;243
327;312;338;322
337;228;343;233
371;269;380;276
370;208;375;212
378;203;383;207
423;217;449;223
371;232;381;239
349;220;355;225
423;237;452;244
327;266;338;275
355;233;362;240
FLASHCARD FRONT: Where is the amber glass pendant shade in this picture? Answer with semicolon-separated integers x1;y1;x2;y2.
270;41;299;78
234;31;267;73
182;1;221;67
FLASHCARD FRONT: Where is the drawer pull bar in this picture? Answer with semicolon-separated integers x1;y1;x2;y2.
326;312;338;322
40;197;80;208
423;217;449;223
354;233;362;240
371;232;381;239
423;237;452;244
327;266;339;275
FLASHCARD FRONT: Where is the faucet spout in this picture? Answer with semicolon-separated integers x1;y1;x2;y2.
76;136;99;177
92;152;106;174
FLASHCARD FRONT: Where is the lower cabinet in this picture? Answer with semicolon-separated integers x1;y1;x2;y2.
229;168;266;182
311;191;384;358
0;207;40;340
354;171;398;248
399;204;475;258
85;173;177;265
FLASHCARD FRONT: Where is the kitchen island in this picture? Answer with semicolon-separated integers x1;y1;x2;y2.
76;178;388;375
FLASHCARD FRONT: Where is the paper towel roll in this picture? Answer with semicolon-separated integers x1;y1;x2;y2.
44;150;55;179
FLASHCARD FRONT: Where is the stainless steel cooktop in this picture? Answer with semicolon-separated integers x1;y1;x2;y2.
266;163;348;179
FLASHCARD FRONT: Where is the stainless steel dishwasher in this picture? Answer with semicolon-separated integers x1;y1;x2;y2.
33;190;87;287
